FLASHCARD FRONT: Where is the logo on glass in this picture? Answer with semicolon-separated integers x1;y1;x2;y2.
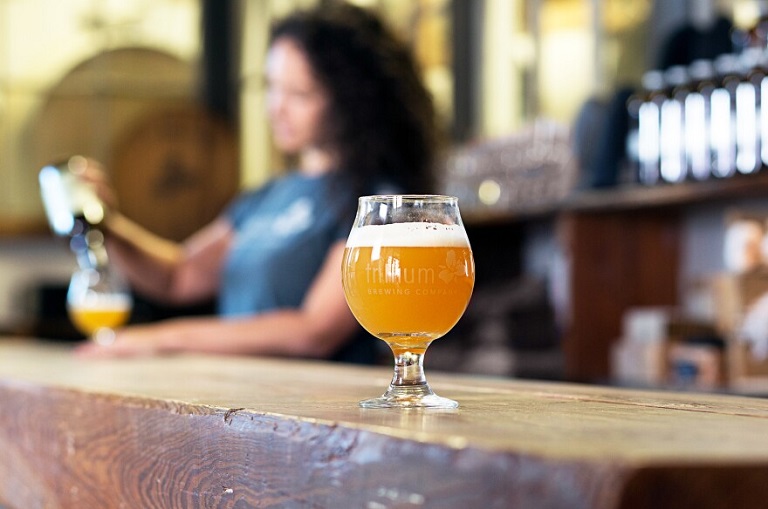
439;250;467;283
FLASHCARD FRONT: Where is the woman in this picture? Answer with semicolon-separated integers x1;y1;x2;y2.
75;2;439;361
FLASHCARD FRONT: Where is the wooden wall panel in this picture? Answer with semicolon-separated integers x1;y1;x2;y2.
561;210;681;381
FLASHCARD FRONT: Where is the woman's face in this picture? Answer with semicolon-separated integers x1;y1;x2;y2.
265;38;330;154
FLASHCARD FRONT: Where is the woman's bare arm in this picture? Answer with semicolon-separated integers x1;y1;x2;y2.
104;214;233;306
77;157;232;306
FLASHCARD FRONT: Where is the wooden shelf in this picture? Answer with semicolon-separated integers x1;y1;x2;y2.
564;173;768;213
463;172;768;224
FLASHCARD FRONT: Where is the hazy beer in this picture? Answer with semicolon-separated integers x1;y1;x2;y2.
68;302;131;336
342;222;475;354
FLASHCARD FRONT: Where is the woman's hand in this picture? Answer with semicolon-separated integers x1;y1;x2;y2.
70;155;119;210
73;323;178;359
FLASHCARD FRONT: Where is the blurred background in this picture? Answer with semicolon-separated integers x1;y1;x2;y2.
3;0;768;391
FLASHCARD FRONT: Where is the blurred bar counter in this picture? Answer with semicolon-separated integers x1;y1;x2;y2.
1;338;768;509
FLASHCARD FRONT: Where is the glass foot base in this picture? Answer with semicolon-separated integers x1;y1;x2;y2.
359;385;458;409
93;327;116;346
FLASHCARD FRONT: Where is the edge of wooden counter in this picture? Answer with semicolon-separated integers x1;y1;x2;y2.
1;379;768;509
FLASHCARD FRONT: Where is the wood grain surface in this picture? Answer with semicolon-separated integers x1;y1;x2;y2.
1;339;767;508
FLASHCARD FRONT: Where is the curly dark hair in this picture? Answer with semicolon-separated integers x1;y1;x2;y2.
269;2;439;194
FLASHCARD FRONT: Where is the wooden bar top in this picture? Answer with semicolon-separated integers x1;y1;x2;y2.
1;339;768;508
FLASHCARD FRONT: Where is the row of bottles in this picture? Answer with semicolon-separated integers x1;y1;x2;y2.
627;48;768;185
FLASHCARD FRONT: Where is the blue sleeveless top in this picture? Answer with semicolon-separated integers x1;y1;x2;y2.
219;172;379;363
221;172;351;315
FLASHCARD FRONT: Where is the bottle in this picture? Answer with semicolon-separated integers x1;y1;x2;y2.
39;155;109;269
660;66;689;183
685;59;716;180
760;48;768;168
736;47;762;174
710;54;740;178
637;70;666;185
625;92;643;183
39;155;105;236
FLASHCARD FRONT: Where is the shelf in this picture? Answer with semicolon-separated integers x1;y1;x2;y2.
463;172;768;224
564;173;768;213
463;204;558;225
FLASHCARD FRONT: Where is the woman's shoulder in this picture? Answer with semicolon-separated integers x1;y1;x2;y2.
226;171;341;221
223;177;283;225
232;171;304;203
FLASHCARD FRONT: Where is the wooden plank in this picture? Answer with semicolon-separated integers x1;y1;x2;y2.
1;339;768;508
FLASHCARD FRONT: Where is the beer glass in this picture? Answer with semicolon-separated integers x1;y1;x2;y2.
67;266;132;345
342;195;475;408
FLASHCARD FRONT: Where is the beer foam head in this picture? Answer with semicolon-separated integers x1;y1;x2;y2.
346;222;469;247
71;292;132;310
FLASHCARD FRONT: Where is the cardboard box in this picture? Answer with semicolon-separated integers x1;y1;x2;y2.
712;270;768;391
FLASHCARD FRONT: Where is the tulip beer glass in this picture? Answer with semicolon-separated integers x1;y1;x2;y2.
67;266;132;345
342;195;475;408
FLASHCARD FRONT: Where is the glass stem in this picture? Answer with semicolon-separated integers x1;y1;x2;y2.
391;350;428;388
360;341;458;408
